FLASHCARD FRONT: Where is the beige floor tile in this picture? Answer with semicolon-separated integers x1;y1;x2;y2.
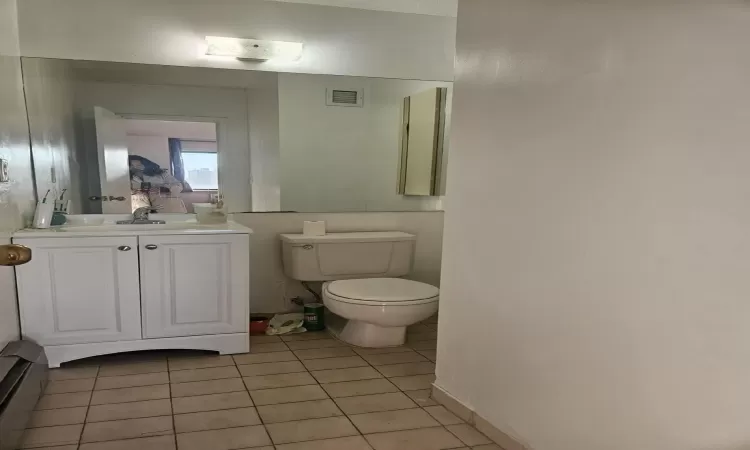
418;350;437;362
322;378;398;398
404;389;438;407
285;339;348;350
45;378;95;394
257;399;343;424
249;334;282;344
94;372;169;390
294;347;357;360
407;340;438;351
250;384;329;406
233;351;298;365
81;416;173;443
48;366;99;381
29;443;77;450
388;374;436;391
169;378;246;397
280;331;332;342
334;392;416;415
249;342;290;353
407;330;438;341
27;407;87;428
20;424;82;448
364;426;463;450
167;355;234;371
471;445;503;450
87;399;172;422
174;407;260;433
353;346;414;356
445;424;492;446
311;366;383;384
171;391;253;414
275;435;374;450
35;392;92;410
90;385;170;405
407;324;434;334
97;361;167;377
363;352;427;366
176;425;271;450
238;360;307;377
265;416;358;445
243;372;317;391
349;408;439;434
76;421;153;447
169;366;239;383
423;406;464;425
302;356;369;371
375;362;435;378
78;435;176;450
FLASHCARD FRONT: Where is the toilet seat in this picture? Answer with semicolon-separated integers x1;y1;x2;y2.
324;278;439;306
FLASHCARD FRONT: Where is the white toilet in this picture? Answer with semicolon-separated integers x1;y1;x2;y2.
281;232;439;347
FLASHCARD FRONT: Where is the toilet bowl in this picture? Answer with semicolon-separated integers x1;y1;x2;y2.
323;278;439;347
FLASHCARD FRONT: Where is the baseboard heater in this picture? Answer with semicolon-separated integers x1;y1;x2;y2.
0;342;48;450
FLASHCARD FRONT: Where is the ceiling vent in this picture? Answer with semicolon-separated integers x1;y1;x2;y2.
326;88;364;107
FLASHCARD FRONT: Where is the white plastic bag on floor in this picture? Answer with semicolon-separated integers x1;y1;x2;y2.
265;313;307;335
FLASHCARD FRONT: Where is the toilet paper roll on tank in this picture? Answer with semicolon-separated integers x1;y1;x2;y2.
303;221;326;236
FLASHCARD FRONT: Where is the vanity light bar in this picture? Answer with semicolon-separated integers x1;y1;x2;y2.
205;36;303;61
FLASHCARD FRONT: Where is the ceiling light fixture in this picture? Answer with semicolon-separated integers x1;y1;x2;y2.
204;36;303;61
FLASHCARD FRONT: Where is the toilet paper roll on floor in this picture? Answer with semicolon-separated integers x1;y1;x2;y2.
303;221;326;236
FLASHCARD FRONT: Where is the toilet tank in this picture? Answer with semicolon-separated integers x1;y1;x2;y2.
281;232;416;281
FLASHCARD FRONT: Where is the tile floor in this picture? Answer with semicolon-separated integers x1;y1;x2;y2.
21;317;500;450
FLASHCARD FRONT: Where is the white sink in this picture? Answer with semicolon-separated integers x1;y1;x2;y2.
59;222;213;232
13;217;251;238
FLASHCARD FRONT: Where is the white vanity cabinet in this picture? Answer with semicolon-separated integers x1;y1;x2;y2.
14;236;143;346
139;234;249;339
13;225;251;367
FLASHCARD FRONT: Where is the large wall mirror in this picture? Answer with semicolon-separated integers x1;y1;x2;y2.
22;58;452;214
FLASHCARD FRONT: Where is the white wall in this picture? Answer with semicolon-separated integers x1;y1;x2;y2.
278;73;448;212
437;2;750;450
0;0;24;348
0;235;20;349
0;0;35;230
21;57;82;212
16;0;456;81
233;211;444;313
267;0;458;17
74;81;254;212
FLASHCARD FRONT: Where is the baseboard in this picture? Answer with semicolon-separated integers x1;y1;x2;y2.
432;384;530;450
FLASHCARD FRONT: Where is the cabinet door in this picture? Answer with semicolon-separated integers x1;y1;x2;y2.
139;234;249;339
14;237;142;346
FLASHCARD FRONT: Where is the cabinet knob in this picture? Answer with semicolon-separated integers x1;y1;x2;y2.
118;246;132;251
145;244;158;250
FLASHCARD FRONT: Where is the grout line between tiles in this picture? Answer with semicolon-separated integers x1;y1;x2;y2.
168;367;178;450
251;336;361;442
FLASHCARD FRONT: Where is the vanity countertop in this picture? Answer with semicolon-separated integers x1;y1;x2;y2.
13;220;253;239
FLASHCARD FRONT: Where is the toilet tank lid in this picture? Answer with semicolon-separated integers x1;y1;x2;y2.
280;231;416;244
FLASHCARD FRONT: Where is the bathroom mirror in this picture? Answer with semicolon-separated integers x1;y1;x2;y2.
21;58;452;214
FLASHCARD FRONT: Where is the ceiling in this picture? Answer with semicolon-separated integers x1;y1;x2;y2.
265;0;458;17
